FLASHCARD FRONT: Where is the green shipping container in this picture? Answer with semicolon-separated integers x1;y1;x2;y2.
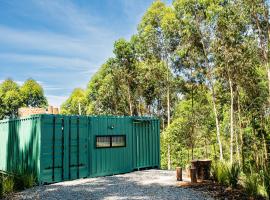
0;115;160;184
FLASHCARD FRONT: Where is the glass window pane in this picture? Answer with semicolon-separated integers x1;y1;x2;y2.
96;136;111;148
111;136;126;147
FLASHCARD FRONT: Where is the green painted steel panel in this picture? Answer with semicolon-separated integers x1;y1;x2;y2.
88;116;134;177
0;116;41;180
133;118;160;169
0;114;160;184
39;115;89;184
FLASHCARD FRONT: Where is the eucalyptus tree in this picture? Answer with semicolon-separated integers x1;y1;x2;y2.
213;0;258;164
173;0;224;160
61;88;87;115
245;0;270;104
136;0;180;125
86;58;130;115
113;38;138;116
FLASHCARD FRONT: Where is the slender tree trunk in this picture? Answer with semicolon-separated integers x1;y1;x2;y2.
168;144;171;170
205;138;208;158
237;91;244;167
166;61;171;169
193;14;223;161
235;126;240;165
127;86;133;116
229;76;234;164
191;145;194;160
263;133;268;169
210;84;223;160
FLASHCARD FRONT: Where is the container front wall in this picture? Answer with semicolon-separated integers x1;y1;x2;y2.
0;116;41;178
132;118;160;169
39;115;89;184
89;116;133;177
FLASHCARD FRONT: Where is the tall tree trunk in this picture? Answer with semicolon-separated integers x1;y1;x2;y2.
127;86;133;116
210;84;223;160
193;14;224;161
229;76;234;164
237;91;244;166
167;144;171;170
166;61;171;169
235;126;240;165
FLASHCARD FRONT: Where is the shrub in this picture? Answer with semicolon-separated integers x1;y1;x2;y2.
0;175;3;198
244;173;260;197
227;163;241;188
262;168;270;198
3;176;14;195
14;171;36;190
211;162;229;185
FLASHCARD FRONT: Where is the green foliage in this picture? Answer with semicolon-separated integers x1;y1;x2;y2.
0;175;3;198
211;162;229;185
2;176;14;195
20;79;47;107
0;78;48;119
14;173;36;190
263;168;270;198
244;173;260;198
227;163;241;188
0;79;22;118
61;88;87;115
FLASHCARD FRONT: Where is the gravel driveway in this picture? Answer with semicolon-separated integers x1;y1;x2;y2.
10;170;213;200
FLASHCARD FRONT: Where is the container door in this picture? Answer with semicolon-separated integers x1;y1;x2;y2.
68;116;89;180
133;119;160;169
40;115;89;184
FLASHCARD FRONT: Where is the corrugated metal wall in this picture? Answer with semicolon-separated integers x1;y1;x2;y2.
0;116;41;177
89;116;133;177
132;118;160;169
40;115;89;184
0;115;160;184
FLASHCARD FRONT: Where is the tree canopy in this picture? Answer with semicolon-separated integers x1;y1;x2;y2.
0;78;48;119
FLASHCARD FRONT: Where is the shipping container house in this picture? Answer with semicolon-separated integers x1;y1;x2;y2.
0;114;160;184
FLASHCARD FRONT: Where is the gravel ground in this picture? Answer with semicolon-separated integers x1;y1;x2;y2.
10;170;213;200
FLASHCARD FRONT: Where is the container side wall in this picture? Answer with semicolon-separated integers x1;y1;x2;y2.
89;116;133;177
0;116;41;178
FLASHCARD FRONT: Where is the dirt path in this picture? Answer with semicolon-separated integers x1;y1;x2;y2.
10;170;213;200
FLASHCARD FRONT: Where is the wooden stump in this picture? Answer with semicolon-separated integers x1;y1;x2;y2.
191;159;211;180
190;168;197;183
176;167;182;181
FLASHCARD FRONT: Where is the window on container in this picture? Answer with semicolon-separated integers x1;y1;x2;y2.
96;136;111;148
111;135;126;147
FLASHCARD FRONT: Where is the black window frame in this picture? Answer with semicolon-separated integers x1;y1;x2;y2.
95;135;126;148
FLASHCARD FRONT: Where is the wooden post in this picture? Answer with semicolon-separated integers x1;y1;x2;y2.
190;168;197;183
176;167;182;181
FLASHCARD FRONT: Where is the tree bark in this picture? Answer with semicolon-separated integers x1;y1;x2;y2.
210;85;223;160
193;13;223;161
168;144;171;170
229;76;234;164
237;91;244;166
127;86;133;116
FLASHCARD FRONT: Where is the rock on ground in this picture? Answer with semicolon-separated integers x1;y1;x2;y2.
10;170;213;200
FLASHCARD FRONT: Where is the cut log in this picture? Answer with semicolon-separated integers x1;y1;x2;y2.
190;168;197;183
176;167;182;181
